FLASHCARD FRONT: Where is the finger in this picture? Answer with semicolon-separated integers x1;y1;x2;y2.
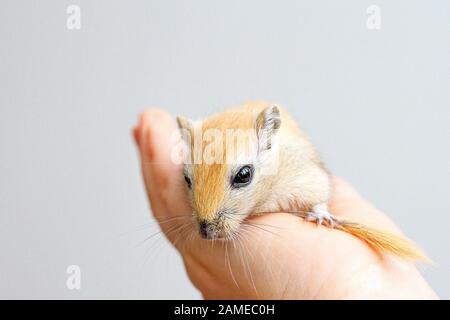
138;109;181;189
135;109;191;222
138;109;177;164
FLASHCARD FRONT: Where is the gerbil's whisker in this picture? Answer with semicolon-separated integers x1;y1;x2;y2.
118;222;154;236
224;242;240;289
185;229;197;252
248;221;284;229
155;215;193;224
134;230;164;248
135;219;191;248
242;221;281;237
119;215;192;238
236;233;258;296
164;222;193;239
172;223;195;248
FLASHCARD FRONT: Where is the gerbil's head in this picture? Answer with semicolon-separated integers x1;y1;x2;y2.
176;103;281;240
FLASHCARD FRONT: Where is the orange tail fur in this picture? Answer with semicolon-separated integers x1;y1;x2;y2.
337;220;431;263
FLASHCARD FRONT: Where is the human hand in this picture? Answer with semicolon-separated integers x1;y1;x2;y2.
133;108;437;299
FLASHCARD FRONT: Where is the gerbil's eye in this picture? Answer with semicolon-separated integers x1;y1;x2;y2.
232;165;254;188
184;175;192;189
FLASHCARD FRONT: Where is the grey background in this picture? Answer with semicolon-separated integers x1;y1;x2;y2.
0;0;449;299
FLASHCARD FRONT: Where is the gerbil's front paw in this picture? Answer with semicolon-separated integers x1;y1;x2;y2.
306;209;339;228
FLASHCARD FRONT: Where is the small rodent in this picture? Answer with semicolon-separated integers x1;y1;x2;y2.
176;101;429;262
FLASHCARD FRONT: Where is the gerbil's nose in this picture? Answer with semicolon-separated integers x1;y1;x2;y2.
199;221;209;239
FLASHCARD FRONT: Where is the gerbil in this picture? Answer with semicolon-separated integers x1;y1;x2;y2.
176;101;429;262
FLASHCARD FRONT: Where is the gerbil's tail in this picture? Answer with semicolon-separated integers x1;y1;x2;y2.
336;220;431;263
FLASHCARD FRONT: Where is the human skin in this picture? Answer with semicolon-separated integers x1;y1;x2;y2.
133;108;438;299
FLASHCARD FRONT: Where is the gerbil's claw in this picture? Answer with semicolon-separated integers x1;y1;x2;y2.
306;211;338;228
325;215;335;228
317;217;323;225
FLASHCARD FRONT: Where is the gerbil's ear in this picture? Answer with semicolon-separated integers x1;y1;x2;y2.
176;115;193;130
176;115;193;146
255;105;281;152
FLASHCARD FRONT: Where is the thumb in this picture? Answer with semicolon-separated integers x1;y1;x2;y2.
134;109;189;224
